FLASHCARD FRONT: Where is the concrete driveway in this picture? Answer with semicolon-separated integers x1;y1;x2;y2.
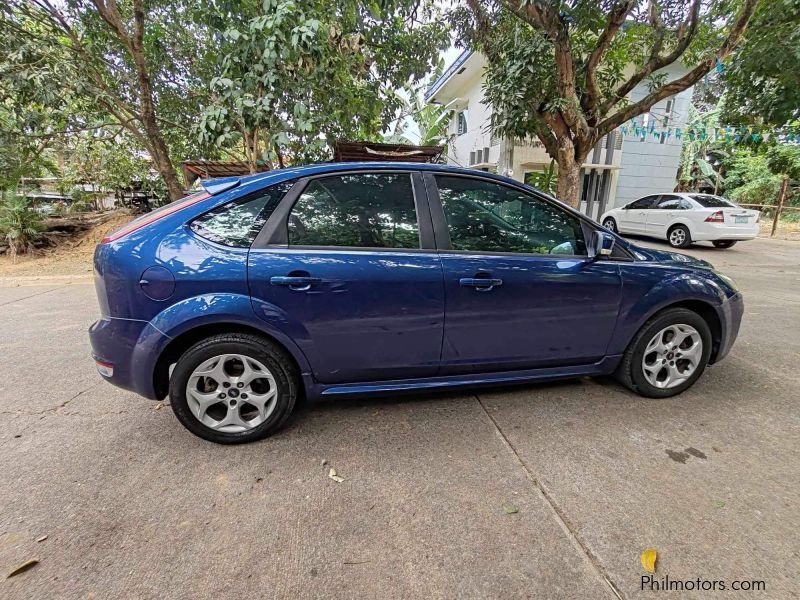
1;237;798;599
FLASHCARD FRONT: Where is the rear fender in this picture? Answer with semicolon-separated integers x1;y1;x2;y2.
144;292;313;383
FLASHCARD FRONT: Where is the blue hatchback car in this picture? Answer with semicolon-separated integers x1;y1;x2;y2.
90;163;743;443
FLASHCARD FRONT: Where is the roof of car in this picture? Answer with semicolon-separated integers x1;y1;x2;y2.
211;161;536;197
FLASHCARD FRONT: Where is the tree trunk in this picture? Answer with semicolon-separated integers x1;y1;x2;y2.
555;145;582;208
128;1;183;201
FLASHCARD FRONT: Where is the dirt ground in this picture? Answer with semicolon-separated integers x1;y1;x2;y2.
0;212;133;286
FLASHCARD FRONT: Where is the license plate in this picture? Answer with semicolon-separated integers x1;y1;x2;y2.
734;216;749;224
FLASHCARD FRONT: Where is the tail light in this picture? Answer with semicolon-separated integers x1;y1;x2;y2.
705;211;725;223
101;192;210;244
756;212;761;223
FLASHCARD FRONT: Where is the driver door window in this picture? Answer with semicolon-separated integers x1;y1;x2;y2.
434;175;586;256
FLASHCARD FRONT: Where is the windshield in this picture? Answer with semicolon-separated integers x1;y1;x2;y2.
689;194;737;208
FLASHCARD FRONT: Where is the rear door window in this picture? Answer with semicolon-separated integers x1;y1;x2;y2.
287;173;420;249
190;182;293;247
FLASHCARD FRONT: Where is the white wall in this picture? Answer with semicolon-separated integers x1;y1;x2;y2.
446;69;501;170
614;66;692;208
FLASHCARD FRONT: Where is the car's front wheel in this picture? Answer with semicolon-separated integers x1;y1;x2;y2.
169;333;299;444
615;308;712;398
602;217;617;233
712;240;737;248
667;225;691;248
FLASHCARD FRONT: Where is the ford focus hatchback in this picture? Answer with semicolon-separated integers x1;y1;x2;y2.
90;163;744;444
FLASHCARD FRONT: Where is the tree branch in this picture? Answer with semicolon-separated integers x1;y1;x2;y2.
599;0;702;116
583;1;637;115
597;0;759;137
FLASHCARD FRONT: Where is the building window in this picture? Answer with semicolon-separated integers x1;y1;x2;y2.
484;147;490;162
469;151;476;165
476;149;483;164
457;110;468;135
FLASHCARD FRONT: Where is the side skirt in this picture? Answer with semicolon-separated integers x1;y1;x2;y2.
309;355;623;399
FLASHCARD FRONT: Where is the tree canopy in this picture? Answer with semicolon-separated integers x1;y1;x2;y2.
722;0;800;128
0;0;447;197
452;0;759;205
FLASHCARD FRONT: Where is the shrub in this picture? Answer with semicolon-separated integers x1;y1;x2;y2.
0;194;45;256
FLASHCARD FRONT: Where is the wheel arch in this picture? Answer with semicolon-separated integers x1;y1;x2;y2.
667;219;695;237
152;321;310;400
632;299;723;364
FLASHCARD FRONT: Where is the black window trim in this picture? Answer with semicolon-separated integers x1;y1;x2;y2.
423;171;633;261
251;169;436;252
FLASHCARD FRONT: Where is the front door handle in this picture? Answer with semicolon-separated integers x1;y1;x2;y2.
460;277;503;291
270;276;322;291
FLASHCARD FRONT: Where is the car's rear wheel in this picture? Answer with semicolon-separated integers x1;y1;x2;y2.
169;333;298;444
712;240;737;248
667;225;691;248
615;308;712;398
602;217;617;233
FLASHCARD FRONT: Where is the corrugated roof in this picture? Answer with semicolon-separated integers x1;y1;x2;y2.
333;141;443;163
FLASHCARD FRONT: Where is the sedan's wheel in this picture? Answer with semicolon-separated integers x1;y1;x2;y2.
615;308;712;398
712;240;737;248
170;333;298;444
668;225;691;248
602;218;617;233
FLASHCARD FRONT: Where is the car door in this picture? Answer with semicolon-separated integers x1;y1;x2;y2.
619;195;659;233
247;171;444;384
646;195;683;237
425;173;622;374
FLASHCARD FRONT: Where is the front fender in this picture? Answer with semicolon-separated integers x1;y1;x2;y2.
129;293;313;398
609;267;729;356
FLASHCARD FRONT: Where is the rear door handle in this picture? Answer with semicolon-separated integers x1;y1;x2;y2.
270;276;322;290
460;277;503;291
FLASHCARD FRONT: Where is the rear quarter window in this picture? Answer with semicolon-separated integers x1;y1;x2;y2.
190;182;293;247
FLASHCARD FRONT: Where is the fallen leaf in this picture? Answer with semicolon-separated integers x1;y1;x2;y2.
714;501;726;509
328;468;344;483
154;403;164;411
640;548;657;574
7;559;39;578
35;535;48;543
502;506;519;514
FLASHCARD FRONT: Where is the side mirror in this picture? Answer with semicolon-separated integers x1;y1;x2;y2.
589;230;615;259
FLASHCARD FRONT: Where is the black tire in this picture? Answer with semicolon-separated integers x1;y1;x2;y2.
615;308;712;399
667;224;691;248
169;333;299;444
602;217;617;233
712;240;737;248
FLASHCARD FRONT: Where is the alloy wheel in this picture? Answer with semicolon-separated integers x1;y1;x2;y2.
186;354;278;432
641;324;703;389
669;228;686;246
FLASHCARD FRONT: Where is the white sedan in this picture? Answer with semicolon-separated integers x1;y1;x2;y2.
600;193;760;249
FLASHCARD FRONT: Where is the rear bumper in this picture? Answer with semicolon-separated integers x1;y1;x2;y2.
712;291;744;364
692;223;758;241
89;317;169;399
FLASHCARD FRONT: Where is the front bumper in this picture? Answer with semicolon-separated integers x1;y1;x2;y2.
89;317;169;399
712;291;744;364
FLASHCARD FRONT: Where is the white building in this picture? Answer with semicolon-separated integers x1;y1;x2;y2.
425;50;692;218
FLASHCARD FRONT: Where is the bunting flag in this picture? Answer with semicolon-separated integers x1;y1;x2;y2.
619;120;799;145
